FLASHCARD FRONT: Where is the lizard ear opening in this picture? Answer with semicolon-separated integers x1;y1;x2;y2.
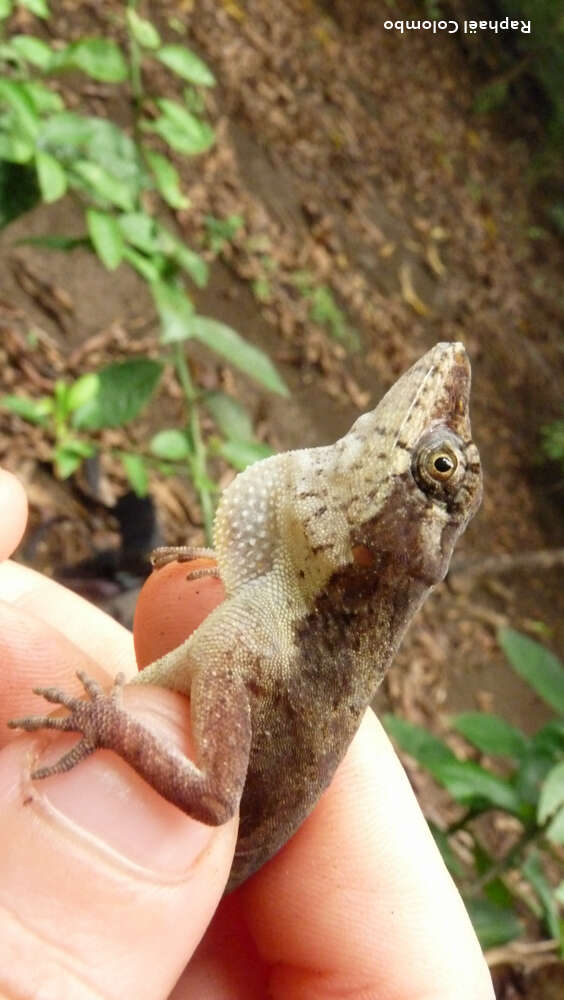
352;544;375;567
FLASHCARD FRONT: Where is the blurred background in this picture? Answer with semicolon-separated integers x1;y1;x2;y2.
0;2;562;993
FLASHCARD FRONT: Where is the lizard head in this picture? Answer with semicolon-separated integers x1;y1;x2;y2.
287;342;483;709
342;340;483;587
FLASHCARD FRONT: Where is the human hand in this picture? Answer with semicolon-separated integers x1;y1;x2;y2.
0;468;494;999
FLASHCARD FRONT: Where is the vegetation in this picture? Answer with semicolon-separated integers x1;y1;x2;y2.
0;0;288;539
542;418;564;477
385;629;564;952
416;0;564;233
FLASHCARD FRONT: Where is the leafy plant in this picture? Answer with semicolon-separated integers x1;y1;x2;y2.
384;628;564;952
290;271;360;351
203;213;244;253
542;416;564;474
0;1;287;538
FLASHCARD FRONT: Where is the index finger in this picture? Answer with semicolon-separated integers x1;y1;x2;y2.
236;710;494;999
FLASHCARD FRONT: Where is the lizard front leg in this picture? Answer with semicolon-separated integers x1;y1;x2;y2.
9;667;252;826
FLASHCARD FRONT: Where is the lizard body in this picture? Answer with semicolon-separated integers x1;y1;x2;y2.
11;342;482;891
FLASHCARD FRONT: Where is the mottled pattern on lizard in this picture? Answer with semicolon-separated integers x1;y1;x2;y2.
10;342;482;891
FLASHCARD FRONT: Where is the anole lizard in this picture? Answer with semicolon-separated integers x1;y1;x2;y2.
10;341;482;891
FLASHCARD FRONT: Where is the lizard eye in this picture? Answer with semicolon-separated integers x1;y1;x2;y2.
412;430;465;500
428;447;458;481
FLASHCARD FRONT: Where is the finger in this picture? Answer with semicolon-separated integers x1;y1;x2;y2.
135;563;492;996
169;894;268;1000
0;560;136;674
0;599;113;740
0;692;238;1000
230;710;494;1000
134;558;224;667
2;558;238;996
0;469;28;560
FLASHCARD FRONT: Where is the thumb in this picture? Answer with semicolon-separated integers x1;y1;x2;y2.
1;551;236;998
1;711;238;999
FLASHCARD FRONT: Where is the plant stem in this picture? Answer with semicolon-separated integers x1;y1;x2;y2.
173;343;215;543
466;826;539;898
126;1;143;103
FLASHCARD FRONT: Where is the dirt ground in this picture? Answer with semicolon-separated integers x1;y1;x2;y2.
1;1;563;992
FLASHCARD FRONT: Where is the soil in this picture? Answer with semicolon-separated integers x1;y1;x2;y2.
1;1;563;992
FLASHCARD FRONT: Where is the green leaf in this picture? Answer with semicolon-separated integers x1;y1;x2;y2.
9;35;53;70
71;359;163;430
0;79;39;139
173;243;208;287
155;45;215;86
35;151;67;203
0;0;13;20
59;38;128;83
22;81;64;115
464;898;521;950
252;276;272;303
149;115;215;157
384;715;523;814
72;160;135;211
38;111;96;151
522;851;561;942
1;393;53;425
0;132;35;164
122;245;162;283
0;132;34;163
120;452;149;496
512;746;554;825
431;759;523;815
120;214;206;286
149;99;215;155
19;0;49;15
472;842;515;909
498;628;564;715
383;714;457;768
538;761;564;824
144;148;189;209
118;211;165;254
546;806;564;845
66;373;98;412
532;720;564;757
87;209;124;270
453;712;529;760
204;391;254;442
39;114;143;191
214;438;273;471
126;8;161;49
204;213;243;250
17;234;89;251
430;825;465;879
149;429;190;461
151;279;194;343
53;379;72;421
308;284;360;351
186;315;289;396
54;438;96;478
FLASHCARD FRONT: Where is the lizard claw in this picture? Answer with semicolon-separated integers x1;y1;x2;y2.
8;671;128;780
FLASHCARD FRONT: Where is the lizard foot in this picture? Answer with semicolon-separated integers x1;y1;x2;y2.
151;545;215;569
10;668;249;823
8;671;127;779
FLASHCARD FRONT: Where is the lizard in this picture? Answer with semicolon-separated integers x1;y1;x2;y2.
9;341;482;892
